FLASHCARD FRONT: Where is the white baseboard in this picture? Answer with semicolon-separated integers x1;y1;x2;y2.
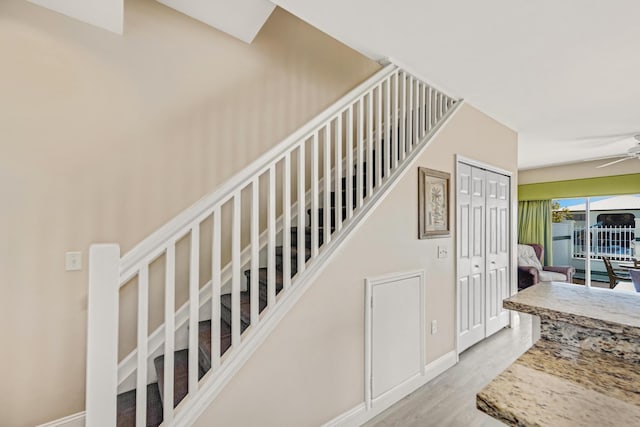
36;412;85;427
322;403;367;427
322;350;457;427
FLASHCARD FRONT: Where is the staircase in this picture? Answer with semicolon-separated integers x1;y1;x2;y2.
86;64;460;426
116;166;369;425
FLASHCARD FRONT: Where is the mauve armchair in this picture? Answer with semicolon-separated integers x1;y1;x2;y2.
517;243;575;291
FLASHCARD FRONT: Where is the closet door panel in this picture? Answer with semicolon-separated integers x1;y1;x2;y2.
458;163;486;352
485;171;510;336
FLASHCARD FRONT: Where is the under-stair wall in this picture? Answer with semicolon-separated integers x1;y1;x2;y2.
192;104;517;426
0;1;379;425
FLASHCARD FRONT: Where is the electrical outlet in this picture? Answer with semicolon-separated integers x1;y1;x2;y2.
66;251;82;271
437;246;448;259
431;320;438;335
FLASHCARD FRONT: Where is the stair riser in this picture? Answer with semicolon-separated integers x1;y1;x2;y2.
308;207;349;227
154;350;205;411
290;229;326;248
331;188;360;206
220;302;251;333
275;255;311;274
199;346;211;374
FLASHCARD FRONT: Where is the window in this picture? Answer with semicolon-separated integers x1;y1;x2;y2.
596;213;635;227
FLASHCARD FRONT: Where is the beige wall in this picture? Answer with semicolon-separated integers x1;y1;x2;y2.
194;103;517;426
0;0;380;424
519;158;639;184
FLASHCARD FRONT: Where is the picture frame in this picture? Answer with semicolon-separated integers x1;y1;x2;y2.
418;167;450;239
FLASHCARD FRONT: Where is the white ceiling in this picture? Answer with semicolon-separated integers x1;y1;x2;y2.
27;0;123;33
26;0;275;43
272;0;640;169
156;0;275;43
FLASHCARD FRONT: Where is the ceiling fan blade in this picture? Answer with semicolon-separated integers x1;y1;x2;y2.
575;135;631;147
575;132;637;141
583;154;627;162
596;157;632;168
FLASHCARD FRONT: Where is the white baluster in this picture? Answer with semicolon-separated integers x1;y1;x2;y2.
357;98;364;209
163;244;175;423
250;181;259;325
392;72;399;170
283;152;292;290
412;79;421;151
427;87;433;132
400;72;407;161
297;144;306;274
211;207;221;367
384;77;391;179
367;91;373;197
346;105;354;221
376;83;382;188
421;83;426;138
408;76;414;150
324;123;332;245
137;264;149;426
188;224;199;396
268;168;276;307
335;113;343;232
311;133;319;257
432;90;438;126
232;195;241;344
86;244;120;427
610;226;614;260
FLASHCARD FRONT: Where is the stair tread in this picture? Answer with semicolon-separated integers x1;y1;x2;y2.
220;290;268;332
290;225;335;234
307;206;348;213
275;245;311;259
242;267;284;285
117;382;163;427
198;319;232;373
154;349;204;409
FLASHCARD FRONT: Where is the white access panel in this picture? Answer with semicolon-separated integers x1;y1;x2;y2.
369;273;424;401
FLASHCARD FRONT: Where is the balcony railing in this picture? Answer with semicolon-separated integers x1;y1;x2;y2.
573;225;635;261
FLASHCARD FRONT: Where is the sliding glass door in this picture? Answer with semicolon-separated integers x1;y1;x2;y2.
553;195;638;288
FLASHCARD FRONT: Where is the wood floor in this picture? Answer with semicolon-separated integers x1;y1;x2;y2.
364;314;534;427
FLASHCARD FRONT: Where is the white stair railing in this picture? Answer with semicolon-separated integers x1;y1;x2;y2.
86;64;460;426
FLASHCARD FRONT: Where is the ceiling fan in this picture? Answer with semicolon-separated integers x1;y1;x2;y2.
582;133;640;168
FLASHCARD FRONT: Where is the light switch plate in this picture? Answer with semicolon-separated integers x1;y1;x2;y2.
437;246;448;259
66;251;82;271
431;320;438;335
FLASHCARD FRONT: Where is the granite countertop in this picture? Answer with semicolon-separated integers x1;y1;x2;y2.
477;339;640;426
504;282;640;338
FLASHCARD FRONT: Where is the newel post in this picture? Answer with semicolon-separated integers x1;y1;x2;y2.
86;244;120;427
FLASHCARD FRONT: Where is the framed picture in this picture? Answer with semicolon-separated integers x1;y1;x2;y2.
418;167;450;239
